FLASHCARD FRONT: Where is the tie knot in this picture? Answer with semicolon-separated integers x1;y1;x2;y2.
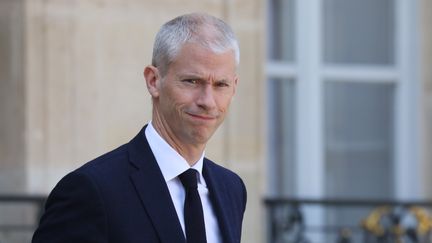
179;169;198;189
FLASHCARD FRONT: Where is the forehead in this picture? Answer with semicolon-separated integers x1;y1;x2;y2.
167;43;237;78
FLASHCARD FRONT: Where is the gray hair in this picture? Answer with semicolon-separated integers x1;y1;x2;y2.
151;13;240;76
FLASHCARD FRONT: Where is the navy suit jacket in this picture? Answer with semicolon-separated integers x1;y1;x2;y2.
32;126;247;243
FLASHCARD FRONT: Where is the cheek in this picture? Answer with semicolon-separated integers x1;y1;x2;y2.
158;94;179;117
163;91;193;113
172;90;196;105
216;94;234;111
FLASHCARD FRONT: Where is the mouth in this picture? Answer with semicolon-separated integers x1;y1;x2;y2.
186;112;217;121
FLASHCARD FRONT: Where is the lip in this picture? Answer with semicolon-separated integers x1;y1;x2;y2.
186;112;216;120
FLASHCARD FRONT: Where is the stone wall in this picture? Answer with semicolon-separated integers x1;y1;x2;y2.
420;0;432;198
0;1;34;242
0;0;26;194
0;0;265;242
2;0;432;243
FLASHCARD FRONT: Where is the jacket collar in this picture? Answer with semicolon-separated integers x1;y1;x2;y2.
203;160;235;243
128;126;236;243
128;126;186;243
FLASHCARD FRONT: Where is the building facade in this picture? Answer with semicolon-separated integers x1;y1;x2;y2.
1;0;431;242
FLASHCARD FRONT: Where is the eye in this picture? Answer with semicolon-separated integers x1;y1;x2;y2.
182;79;198;84
215;81;230;88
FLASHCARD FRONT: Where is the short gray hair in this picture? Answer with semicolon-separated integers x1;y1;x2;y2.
152;13;240;76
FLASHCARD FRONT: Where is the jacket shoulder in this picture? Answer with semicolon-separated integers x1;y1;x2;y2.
204;158;247;208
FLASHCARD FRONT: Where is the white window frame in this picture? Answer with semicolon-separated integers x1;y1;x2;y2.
266;0;420;200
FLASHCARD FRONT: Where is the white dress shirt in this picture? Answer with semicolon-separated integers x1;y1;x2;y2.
145;122;222;243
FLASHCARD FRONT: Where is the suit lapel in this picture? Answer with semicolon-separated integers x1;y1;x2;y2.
203;160;235;243
128;127;185;243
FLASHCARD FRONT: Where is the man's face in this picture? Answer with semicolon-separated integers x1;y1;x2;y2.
148;43;238;147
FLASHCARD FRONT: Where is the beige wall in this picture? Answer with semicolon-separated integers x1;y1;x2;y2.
0;0;265;242
0;0;26;193
420;0;432;198
0;2;34;243
2;0;432;242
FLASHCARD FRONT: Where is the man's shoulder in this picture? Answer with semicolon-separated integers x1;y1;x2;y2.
203;158;247;213
204;158;233;174
77;143;130;174
75;126;149;176
203;158;244;184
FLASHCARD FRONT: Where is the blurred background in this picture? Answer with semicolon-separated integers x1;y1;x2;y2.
1;0;431;242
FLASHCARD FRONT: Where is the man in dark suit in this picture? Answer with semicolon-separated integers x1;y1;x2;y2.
32;13;247;243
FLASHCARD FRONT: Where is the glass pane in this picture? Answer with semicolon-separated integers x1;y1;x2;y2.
324;81;395;239
269;78;296;195
323;0;395;64
269;0;295;61
324;81;395;199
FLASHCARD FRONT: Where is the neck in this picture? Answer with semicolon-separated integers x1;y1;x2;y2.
151;118;205;166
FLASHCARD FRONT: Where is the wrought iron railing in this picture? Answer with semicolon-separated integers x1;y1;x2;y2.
0;194;46;243
265;197;432;243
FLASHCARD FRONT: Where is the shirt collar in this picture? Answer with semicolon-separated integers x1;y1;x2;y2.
145;122;205;185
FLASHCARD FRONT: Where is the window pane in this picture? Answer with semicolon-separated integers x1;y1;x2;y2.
324;81;395;199
323;0;395;64
269;0;295;61
324;81;395;241
269;79;296;195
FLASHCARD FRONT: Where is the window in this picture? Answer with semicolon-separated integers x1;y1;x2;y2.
267;0;419;240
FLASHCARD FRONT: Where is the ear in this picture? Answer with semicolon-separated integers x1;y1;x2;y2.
144;65;161;98
232;75;239;96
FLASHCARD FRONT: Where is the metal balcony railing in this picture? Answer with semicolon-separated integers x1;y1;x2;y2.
265;197;432;243
0;195;46;243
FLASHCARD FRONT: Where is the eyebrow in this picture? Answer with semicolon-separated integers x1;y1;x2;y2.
177;74;232;83
178;74;203;80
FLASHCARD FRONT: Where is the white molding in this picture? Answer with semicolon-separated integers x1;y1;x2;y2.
266;62;296;78
296;0;324;198
295;1;324;240
322;65;398;82
394;0;421;200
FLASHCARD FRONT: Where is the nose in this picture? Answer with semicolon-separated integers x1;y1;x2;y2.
196;85;216;110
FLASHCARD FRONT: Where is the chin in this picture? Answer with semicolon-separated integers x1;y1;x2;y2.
189;131;214;144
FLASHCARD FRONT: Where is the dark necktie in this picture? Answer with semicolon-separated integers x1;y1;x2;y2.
179;169;207;243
